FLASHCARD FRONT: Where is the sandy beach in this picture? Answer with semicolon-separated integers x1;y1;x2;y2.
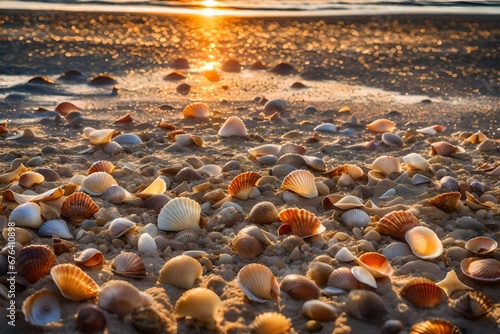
0;10;499;334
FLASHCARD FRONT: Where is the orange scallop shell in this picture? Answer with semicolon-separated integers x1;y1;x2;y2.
376;210;420;239
50;264;99;301
55;102;79;115
400;278;444;308
88;160;116;175
281;169;318;198
410;318;462;334
366;118;395;133
278;208;326;238
428;192;461;213
61;192;99;224
18;245;56;284
229;172;262;200
182;102;210;118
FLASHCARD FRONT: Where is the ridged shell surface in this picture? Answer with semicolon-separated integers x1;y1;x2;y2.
237;263;280;302
341;209;371;229
158;255;203;289
376;210;420;239
61;192;99;223
410;319;462;334
38;219;73;239
81;172;117;196
366;118;395;133
428;192;461;213
248;201;279;224
281;169;318;198
18;244;56;284
111;252;147;278
400;278;444;307
218;116;248;137
9;202;43;228
451;291;494;318
278;208;325;238
228;172;262;200
98;280;143;319
157;197;201;232
182;102;210;118
461;257;500;282
50;264;99;301
174;287;222;322
251;312;291;334
371;155;401;176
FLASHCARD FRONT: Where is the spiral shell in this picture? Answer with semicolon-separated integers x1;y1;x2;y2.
88;160;116;175
50;263;99;301
109;217;137;239
366;118;395;133
98;280;144;319
18;244;56;284
174;287;222;323
400;278;444;307
9;202;43;228
182;102;210;118
228;172;262;200
405;226;443;259
410;319;462;334
158;255;203;289
22;289;61;326
111;252;147;278
403;153;429;171
248;201;279;224
451;291;494;318
157;197;202;232
38;219;73;239
18;171;45;188
251;312;291;334
237;263;280;302
281;274;320;300
74;248;105;268
428;192;461;213
218;116;248;137
371;155;401;176
302;300;338;322
281;169;318;198
376;210;420;239
340;209;370;229
278;208;325;238
355;252;393;278
461;257;500;282
81;172;117;196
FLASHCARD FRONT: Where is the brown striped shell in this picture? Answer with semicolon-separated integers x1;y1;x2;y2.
18;245;56;284
88;160;116;175
451;291;494;318
410;319;462;334
376;210;420;239
278;208;325;238
400;278;444;308
61;192;99;224
228;172;262;200
111;252;146;278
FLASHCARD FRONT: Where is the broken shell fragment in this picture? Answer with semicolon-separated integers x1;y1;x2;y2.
81;172;118;196
248;201;279;224
61;192;99;224
435;270;473;298
451;291;494;318
111;252;147;278
465;236;498;255
461;257;500;282
428;192;461;213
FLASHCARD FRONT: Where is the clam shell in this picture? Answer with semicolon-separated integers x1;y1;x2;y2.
19;171;45;188
371;155;401;176
135;177;167;199
451;291;494;318
74;248;104;268
410;319;462;334
376;210;420;239
76;304;107;332
174;287;222;323
157;197;202;232
22;289;61;326
50;263;99;301
278;208;325;238
327;267;360;292
248;144;280;157
281;169;318;198
248;201;279;224
218;116;248;137
197;164;222;176
307;261;333;287
251;312;291;334
345;290;387;323
113;133;142;144
314;123;337;133
86;129;115;145
276;153;306;168
264;99;287;113
109;217;137;239
131;306;161;333
302;300;338;322
111;252;147;278
278;142;306;156
329;195;364;210
340;209;370;229
183;102;210;118
2;227;32;245
400;278;444;307
366;118;395;133
355;252;393;278
18;244;56;284
334;247;357;262
382;132;404;146
412;174;432;185
138;233;157;253
351;266;377;289
9;202;43;228
0;163;30;183
405;226;443;259
104;141;123;154
229;171;262;200
416;126;438;136
403;153;429;171
61;192;99;224
303;156;327;172
55;101;78;114
38;219;73;239
382;242;412;260
3;186;64;204
281;274;320;300
158;254;203;289
430;141;465;156
465;236;498;255
237;263;280;302
428;192;461;213
232;233;263;259
461;257;500;282
88;160;116;174
102;184;134;204
81;172;117;196
98;280;144;319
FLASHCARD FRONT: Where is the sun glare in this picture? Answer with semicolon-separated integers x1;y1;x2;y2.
204;0;216;7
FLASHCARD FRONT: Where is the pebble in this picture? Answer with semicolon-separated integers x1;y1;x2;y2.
26;156;44;167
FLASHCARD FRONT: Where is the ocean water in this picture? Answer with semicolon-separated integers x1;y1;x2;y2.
1;0;500;16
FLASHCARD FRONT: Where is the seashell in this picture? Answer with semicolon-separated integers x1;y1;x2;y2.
281;169;318;198
0;163;30;183
410;319;462;334
132;306;161;333
400;278;444;307
464;191;492;211
50;263;99;301
76;304;107;333
138;233;157;253
88;74;117;85
256;154;278;165
416;126;438;136
114;113;133;123
86;129;115;145
9;202;43;228
376;210;419;239
4;186;64;204
465;236;497;255
18;244;56;284
221;58;241;72
177;83;191;95
355;252;393;278
157;197;202;232
248;201;279;224
326;164;364;179
251;312;291;334
314;123;337;133
158;255;203;289
108;218;137;239
430;141;465;156
104;141;123;154
461;257;500;282
197;164;222;176
382;242;413;260
428;192;461;213
302;300;338;322
173;228;199;243
371;155;401;176
222;160;241;172
55;101;79;114
248;144;280;157
228;171;261;200
22;289;61;326
303;156;327;172
232;233;263;259
306;261;333;287
74;248;105;268
345;290;387;323
405;226;443;259
111;252;147;278
173;167;202;182
174;287;222;323
341;209;370;229
237;263;280;302
351;266;377;289
88;160;116;175
439;176;460;192
435;270;473;298
366;170;385;186
38;219;73;239
469;181;485;195
403;153;429;171
81;172;117;196
278;208;325;238
278;142;306;156
18;171;45;188
98;280;143;319
276;153;306;168
366;119;395;133
329;195;364;210
264;99;288;113
281;274;320;300
61;192;99;224
2;227;32;245
382;132;404;146
113;133;142;145
218;116;248;137
169;57;189;69
334;247;357;262
135;177;167;199
6;128;36;140
451;291;494;318
102;185;134;204
327;267;360;292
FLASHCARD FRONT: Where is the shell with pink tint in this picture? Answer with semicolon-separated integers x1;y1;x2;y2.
278;208;325;238
428;192;461;213
376;210;420;239
326;164;364;179
237;263;280;303
55;102;79;115
88;160;116;175
182;102;210;118
229;172;262;200
461;257;500;282
74;248;105;268
111;252;147;278
278;142;306;156
18;244;56;284
157;197;202;232
403;153;429;171
371;155;401;176
135;177;167;199
50;264;99;301
366;118;395;133
326;267;360;292
281;169;318;198
400;278;444;307
465;237;498;255
81;171;117;196
405;226;443;259
355;252;393;278
218;116;248;137
430;141;465;156
18;171;45;188
61;192;99;224
86;129;115;145
114;113;133;124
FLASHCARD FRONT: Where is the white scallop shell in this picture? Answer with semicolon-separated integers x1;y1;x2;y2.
157;197;202;232
138;233;157;253
112;133;142;144
218;116;248;137
81;172;118;196
340;209;370;229
86;129;115;145
405;226;443;259
371;155;401;176
403;153;429;171
9;202;43;228
237;263;280;303
248;144;280;157
281;169;318;198
38;219;73;239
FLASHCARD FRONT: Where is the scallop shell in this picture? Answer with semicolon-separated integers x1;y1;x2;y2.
183;102;210;118
138;233;157;253
430;141;465;156
400;278;444;307
248;201;279;224
135;177;167;199
157;197;202;232
366;118;395;133
86;129;115;145
403;153;429;171
405;226;443;259
232;233;263;259
278;142;306;156
102;184;134;204
88;160;116;175
461;257;500;282
327;164;364;179
9;202;43;228
281;274;320;300
281;169;318;198
218;116;248;137
327;267;360;292
410;319;462;334
278;208;326;238
38;219;73;239
302;300;338;322
376;210;420;239
428;192;461;213
108;218;137;239
74;248;105;268
81;172;117;196
173;228;199;243
174;287;222;323
18;244;56;284
61;192;99;224
371;155;401;176
22;289;62;326
55;101;79;114
465;236;498;255
345;290;387;323
451;291;494;318
0;163;30;183
247;144;280;157
19;171;45;188
50;263;99;301
113;133;143;145
251;312;291;334
355;252;393;278
98;280;144;319
307;261;333;287
340;209;370;229
158;255;203;289
111;252;147;278
237;263;280;302
228;172;262;200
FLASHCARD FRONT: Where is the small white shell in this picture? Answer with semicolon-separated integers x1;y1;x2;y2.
112;133;142;144
81;172;118;196
334;247;357;262
340;209;370;229
38;219;73;239
157;197;202;232
138;233;157;253
313;123;337;133
403;153;429;171
9;202;43;228
218;116;248;137
351;266;377;289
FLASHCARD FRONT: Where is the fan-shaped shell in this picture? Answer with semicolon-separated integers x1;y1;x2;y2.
371;155;401;176
18;244;56;284
278;143;306;156
281;169;318;198
50;264;99;301
376;210;420;239
86;129;115;145
328;164;364;179
55;101;79;114
410;319;462;334
248;144;280;157
400;278;444;307
405;226;443;259
108;218;137;239
278;208;325;238
9;202;43;228
111;252;147;278
135;177;167;199
355;252;393;278
248;201;279;224
237;263;280;302
461;257;500;282
19;171;45;188
341;209;371;229
174;287;222;323
157;197;202;232
465;236;498;255
218;116;248;137
302;300;339;322
74;248;104;268
98;280;144;319
326;267;360;292
335;247;357;262
228;172;262;200
428;192;461;213
102;185;133;204
251;312;291;334
81;172;117;196
451;291;494;318
183;102;210;118
303;156;327;172
281;274;320;300
61;192;99;224
403;153;429;171
158;255;203;289
138;233;157;253
232;234;263;259
431;141;464;156
38;219;73;239
88;160;116;175
367;119;395;133
22;289;61;326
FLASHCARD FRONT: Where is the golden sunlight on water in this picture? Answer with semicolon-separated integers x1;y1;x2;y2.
202;0;218;16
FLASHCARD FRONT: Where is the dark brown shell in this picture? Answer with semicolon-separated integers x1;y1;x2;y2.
281;274;320;301
61;192;99;224
18;244;56;284
428;192;461;213
76;304;107;333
